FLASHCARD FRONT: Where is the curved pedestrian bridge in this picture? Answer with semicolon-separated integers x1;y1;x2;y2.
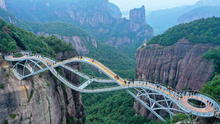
4;53;220;121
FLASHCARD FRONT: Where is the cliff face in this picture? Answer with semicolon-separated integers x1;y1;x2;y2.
0;52;85;124
129;6;146;32
60;35;97;55
136;39;215;90
36;32;97;55
135;39;217;117
105;6;153;53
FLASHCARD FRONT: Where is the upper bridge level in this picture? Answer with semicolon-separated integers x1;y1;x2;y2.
4;52;220;121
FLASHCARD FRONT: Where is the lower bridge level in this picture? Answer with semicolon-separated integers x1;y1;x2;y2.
4;53;220;121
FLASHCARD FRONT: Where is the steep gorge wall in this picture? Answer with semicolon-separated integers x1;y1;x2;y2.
135;39;217;117
0;52;85;124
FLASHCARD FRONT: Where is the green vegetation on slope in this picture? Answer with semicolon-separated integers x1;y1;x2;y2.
0;19;75;57
82;41;139;123
26;21;136;78
148;17;220;46
87;41;135;78
0;8;31;30
202;48;220;102
29;22;90;37
83;91;150;124
24;21;137;123
202;74;220;102
204;48;220;73
42;36;73;54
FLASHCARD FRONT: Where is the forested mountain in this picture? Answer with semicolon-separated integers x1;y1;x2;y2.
23;22;135;78
178;6;220;23
137;17;220;123
0;8;30;30
0;0;137;76
148;17;220;46
2;0;153;56
147;6;191;35
0;1;142;123
1;0;220;123
0;19;75;56
147;0;220;34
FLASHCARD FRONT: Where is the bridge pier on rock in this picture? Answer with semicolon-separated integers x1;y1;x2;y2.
4;53;220;121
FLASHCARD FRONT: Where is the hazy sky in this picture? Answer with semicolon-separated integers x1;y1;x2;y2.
109;0;200;11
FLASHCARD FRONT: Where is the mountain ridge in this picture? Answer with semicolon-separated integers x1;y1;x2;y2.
2;0;153;56
147;0;220;34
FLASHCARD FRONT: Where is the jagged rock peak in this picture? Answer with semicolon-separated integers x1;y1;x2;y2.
129;5;146;25
0;0;6;9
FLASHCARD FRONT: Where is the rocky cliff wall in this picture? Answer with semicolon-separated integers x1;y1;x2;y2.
36;32;97;56
105;6;153;52
135;39;217;117
0;52;85;124
129;6;146;32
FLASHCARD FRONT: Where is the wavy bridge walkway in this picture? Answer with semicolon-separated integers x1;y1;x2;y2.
4;53;220;121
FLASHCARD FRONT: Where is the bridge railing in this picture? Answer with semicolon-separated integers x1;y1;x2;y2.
9;54;218;98
183;90;220;109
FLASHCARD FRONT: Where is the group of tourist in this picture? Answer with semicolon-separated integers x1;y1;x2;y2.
78;56;83;59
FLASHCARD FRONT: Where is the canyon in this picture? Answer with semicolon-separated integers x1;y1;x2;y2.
0;0;220;123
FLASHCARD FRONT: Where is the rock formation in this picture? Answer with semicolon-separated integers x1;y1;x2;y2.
129;6;146;32
36;32;97;55
0;51;85;124
106;6;153;53
135;39;218;117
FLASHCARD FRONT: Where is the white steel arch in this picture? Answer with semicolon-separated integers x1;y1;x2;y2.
4;54;220;121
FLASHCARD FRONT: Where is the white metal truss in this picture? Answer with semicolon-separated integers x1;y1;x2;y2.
4;54;220;121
